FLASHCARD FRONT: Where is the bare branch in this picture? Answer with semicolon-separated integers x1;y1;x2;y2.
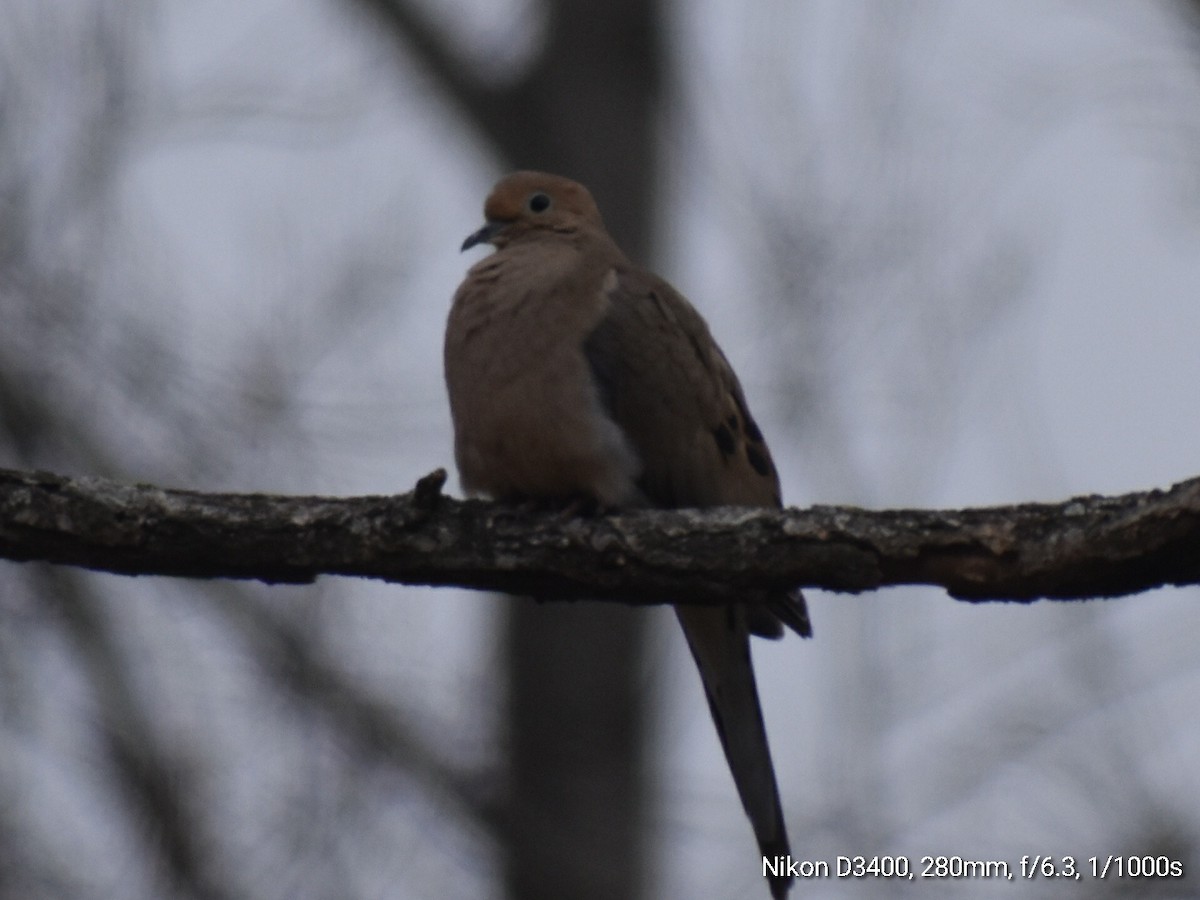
347;0;511;142
203;582;501;827
1;466;1198;603
46;567;239;900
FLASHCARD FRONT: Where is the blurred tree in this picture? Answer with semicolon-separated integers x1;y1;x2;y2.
0;3;494;899
2;0;669;898
352;2;665;898
0;6;229;899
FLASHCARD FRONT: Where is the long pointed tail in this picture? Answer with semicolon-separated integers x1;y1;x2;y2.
675;604;793;899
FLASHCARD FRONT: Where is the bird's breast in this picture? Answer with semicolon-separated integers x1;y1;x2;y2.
445;253;639;505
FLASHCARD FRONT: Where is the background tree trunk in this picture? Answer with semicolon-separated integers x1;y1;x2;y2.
354;2;666;896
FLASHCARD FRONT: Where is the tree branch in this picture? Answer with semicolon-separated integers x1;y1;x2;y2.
346;0;515;147
1;466;1198;603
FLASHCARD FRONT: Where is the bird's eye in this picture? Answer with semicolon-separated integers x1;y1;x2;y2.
527;192;551;213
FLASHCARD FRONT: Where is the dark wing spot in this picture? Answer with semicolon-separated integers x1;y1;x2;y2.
727;412;739;432
743;414;764;443
731;392;773;475
745;443;773;477
712;422;736;457
730;390;764;443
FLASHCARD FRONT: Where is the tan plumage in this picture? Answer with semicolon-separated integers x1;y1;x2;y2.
445;171;810;899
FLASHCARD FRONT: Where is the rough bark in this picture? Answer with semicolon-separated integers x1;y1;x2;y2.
3;466;1198;603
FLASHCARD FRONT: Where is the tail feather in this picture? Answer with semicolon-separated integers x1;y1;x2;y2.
747;590;812;640
769;589;812;639
675;604;793;899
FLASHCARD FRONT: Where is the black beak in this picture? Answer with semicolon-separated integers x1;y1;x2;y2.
461;221;504;252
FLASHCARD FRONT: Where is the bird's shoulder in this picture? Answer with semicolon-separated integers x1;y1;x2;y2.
583;263;783;509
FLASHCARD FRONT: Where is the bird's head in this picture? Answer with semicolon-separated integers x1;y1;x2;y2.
462;171;606;251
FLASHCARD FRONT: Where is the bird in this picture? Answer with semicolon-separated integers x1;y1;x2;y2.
444;171;810;899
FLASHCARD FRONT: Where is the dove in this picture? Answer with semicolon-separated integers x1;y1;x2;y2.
445;171;810;899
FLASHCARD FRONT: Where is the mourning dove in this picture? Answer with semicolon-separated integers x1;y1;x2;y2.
445;171;810;899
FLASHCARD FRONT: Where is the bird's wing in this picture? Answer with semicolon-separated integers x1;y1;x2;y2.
583;264;806;899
